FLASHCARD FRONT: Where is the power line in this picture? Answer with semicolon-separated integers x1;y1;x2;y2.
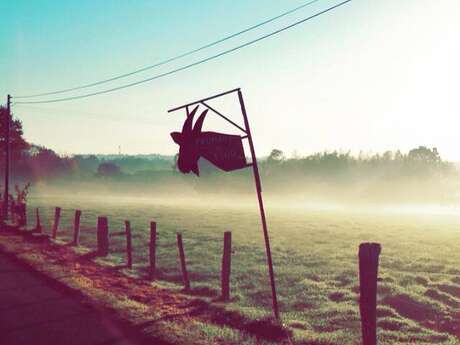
14;0;323;99
10;103;159;125
13;0;352;105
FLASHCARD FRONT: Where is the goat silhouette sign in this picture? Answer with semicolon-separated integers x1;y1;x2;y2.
171;105;247;175
168;89;280;319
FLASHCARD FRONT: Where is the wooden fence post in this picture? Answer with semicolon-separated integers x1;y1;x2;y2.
149;221;157;279
51;207;61;239
177;233;190;290
359;242;381;345
97;216;109;256
221;231;232;301
18;203;27;227
72;210;82;246
125;220;133;268
35;208;42;233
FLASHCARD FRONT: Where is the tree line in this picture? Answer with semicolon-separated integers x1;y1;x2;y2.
2;106;458;202
0;107;172;181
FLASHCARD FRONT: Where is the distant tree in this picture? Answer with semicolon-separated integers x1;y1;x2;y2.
407;146;441;163
263;149;285;177
74;155;100;173
0;106;30;162
28;146;72;178
382;150;393;161
267;149;285;163
172;153;179;172
97;162;121;177
394;150;403;161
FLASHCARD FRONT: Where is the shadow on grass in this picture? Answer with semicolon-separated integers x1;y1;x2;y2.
77;251;100;261
187;285;219;298
187;299;291;342
295;342;336;345
131;298;291;342
383;293;460;337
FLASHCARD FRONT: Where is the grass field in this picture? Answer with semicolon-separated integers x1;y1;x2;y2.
26;192;460;344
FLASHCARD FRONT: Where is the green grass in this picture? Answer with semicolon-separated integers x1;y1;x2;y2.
26;193;460;344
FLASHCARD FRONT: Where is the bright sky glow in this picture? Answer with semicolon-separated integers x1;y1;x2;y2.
1;0;459;159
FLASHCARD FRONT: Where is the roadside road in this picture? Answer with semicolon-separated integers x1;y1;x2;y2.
0;251;141;345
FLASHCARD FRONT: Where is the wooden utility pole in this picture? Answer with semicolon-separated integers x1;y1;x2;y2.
2;95;11;223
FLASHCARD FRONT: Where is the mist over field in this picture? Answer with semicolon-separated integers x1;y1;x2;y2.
18;145;460;210
24;179;460;345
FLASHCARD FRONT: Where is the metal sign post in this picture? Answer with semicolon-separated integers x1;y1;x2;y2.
168;88;279;319
236;90;279;319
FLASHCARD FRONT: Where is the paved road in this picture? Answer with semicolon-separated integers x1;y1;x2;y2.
0;251;140;345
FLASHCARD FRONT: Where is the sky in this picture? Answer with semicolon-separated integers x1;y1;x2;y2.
1;0;460;160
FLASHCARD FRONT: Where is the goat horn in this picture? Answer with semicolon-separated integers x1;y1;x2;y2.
182;105;200;134
193;109;208;134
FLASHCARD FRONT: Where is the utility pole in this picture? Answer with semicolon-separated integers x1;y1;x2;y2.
2;95;11;223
